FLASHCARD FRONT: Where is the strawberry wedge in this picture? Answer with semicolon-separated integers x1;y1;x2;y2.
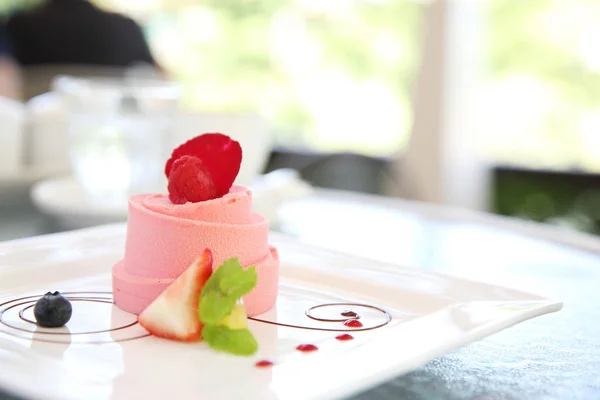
138;249;213;341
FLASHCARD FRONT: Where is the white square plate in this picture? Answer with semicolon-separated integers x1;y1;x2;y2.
0;225;562;400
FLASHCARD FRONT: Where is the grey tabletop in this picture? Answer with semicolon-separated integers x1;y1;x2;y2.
1;192;600;400
346;222;600;400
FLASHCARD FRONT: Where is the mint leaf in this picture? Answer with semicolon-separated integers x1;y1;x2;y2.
198;258;260;356
207;258;257;298
202;324;258;356
219;265;257;298
198;292;236;324
198;258;257;325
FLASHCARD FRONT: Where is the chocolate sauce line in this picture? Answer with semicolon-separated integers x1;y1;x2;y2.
20;300;137;334
0;291;113;308
1;293;392;345
250;302;391;332
305;303;387;321
1;298;137;335
18;297;112;325
0;292;146;343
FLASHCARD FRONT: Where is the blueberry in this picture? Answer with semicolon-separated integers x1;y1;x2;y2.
33;291;72;328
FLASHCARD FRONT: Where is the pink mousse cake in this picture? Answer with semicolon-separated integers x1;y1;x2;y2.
112;184;279;316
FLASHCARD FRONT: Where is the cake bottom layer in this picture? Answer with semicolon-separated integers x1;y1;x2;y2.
112;246;280;316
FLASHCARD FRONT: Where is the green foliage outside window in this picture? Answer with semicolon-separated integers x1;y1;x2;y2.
3;0;600;164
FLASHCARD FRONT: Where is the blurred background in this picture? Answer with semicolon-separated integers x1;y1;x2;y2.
1;0;600;240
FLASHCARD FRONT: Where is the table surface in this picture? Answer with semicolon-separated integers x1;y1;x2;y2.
1;189;600;400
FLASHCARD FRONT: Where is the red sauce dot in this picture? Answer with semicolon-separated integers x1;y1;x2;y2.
335;334;354;341
255;360;274;368
343;319;363;328
296;344;318;352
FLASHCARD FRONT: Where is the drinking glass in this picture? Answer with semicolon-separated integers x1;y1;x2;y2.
54;76;180;206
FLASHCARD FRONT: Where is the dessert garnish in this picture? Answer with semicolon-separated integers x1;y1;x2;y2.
341;310;358;318
335;334;354;341
296;344;318;352
199;258;258;356
255;360;274;368
343;319;363;328
167;155;218;203
165;133;242;203
138;249;259;356
138;249;213;341
33;291;72;328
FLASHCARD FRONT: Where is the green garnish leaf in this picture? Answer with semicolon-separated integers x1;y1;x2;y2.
202;324;258;356
209;258;257;298
219;265;257;299
198;292;236;324
198;258;260;355
198;258;257;325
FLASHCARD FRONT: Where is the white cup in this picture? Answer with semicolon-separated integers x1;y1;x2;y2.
173;112;272;186
0;97;25;176
25;92;71;174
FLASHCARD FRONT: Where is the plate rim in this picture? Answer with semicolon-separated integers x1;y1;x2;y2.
324;298;562;400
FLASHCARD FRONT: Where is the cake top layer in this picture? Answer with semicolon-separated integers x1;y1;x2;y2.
140;185;254;224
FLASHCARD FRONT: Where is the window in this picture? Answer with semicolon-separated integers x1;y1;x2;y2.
108;0;423;156
7;0;598;169
481;0;600;171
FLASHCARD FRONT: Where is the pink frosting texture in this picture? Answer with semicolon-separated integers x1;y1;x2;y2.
112;185;279;316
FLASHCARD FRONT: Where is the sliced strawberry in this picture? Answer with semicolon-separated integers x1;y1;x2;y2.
165;133;242;197
138;249;213;342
